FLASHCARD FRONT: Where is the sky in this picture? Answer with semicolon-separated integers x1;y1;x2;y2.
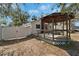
5;3;60;25
19;3;79;27
19;3;60;20
19;3;59;16
1;3;79;26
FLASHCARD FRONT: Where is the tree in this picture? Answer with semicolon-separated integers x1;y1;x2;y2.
56;3;79;15
0;3;30;26
12;9;29;26
32;15;37;21
54;3;79;23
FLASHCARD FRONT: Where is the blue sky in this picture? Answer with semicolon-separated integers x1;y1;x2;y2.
18;3;79;26
19;3;58;16
19;3;60;20
6;3;60;24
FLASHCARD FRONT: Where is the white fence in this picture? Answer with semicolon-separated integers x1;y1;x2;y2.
1;26;32;40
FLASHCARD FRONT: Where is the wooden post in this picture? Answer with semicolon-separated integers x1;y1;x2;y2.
69;19;71;38
62;21;64;36
55;22;56;34
66;20;68;39
44;23;45;38
52;20;54;41
55;22;56;30
48;23;49;35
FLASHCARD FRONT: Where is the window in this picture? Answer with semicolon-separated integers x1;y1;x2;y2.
36;24;40;29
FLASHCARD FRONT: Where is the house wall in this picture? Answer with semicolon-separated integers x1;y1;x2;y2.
2;26;32;40
31;20;41;34
31;20;63;33
48;23;63;30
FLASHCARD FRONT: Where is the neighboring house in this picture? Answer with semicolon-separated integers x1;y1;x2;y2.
71;19;79;31
22;23;31;28
0;17;7;27
31;20;41;34
31;19;63;34
0;24;8;27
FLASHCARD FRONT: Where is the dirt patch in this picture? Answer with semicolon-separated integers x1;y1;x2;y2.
0;33;79;56
71;32;79;41
0;38;69;56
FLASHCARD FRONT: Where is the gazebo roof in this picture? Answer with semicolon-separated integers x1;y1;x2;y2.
41;13;75;23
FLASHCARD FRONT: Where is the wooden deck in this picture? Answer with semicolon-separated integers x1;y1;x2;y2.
35;33;70;45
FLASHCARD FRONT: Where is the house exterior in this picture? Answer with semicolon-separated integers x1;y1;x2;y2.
31;20;66;34
0;13;75;44
31;13;75;45
31;20;41;34
71;19;79;31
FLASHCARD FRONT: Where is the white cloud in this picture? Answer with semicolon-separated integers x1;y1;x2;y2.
29;10;39;14
39;5;50;10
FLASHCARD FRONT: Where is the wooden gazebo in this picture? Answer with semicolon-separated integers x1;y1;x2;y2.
40;13;75;44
